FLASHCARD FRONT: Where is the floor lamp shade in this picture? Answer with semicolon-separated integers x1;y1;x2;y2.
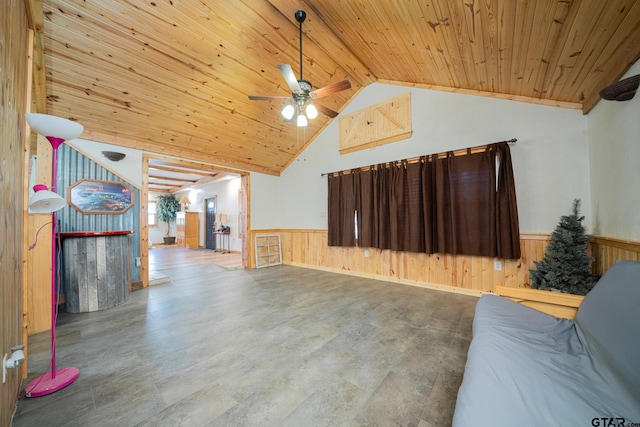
29;184;67;213
25;113;84;142
24;113;83;397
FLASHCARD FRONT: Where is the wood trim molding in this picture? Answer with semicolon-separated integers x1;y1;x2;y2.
591;235;640;252
519;233;551;241
287;261;484;298
378;79;583;111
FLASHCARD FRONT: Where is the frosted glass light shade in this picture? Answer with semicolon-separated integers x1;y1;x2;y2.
305;103;318;119
25;113;84;141
281;104;295;121
29;184;67;213
296;114;308;127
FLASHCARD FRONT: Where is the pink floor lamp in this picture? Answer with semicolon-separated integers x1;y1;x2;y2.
25;113;84;397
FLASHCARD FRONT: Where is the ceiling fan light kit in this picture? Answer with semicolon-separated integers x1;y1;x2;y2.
249;10;351;128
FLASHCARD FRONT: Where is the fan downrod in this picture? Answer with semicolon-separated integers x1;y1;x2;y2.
295;10;307;81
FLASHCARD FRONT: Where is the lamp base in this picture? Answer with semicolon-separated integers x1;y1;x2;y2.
24;367;79;397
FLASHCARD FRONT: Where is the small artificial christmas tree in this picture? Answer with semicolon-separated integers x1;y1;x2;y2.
529;199;598;295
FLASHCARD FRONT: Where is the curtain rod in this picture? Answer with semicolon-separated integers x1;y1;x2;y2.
321;138;517;177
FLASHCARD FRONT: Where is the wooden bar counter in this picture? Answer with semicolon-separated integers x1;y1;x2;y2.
60;230;132;313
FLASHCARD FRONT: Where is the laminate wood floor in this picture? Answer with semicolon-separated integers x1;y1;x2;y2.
12;265;477;427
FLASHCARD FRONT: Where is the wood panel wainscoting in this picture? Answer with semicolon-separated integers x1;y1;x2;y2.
248;230;640;296
591;236;640;275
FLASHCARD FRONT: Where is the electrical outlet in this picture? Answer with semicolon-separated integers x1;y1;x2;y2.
135;257;141;267
494;260;502;271
364;250;370;258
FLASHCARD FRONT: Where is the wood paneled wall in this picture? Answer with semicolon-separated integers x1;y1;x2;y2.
591;236;640;275
249;229;640;295
2;0;31;425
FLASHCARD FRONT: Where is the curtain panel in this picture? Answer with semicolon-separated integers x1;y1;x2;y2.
327;172;356;246
327;142;521;259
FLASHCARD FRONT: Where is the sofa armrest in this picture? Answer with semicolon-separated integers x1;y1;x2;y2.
495;286;584;319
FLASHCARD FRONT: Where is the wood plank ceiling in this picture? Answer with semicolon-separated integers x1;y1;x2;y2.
36;0;640;176
147;158;221;193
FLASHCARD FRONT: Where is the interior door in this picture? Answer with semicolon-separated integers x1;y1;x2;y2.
205;197;217;250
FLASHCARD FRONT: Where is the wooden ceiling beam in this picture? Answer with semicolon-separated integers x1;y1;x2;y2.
148;175;199;184
149;164;218;177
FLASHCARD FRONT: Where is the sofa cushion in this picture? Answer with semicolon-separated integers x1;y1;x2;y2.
576;259;640;398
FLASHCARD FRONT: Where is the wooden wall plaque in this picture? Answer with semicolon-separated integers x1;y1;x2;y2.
339;92;412;154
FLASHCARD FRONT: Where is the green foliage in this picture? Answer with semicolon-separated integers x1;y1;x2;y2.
529;199;598;295
157;193;181;236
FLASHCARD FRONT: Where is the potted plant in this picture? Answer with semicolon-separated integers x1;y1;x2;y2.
157;193;181;245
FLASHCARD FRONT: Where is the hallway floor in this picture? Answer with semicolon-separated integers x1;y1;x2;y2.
149;245;243;271
148;245;244;286
12;265;477;426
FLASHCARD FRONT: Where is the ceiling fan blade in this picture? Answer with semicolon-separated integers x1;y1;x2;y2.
311;80;351;98
315;103;339;118
248;95;289;101
278;64;302;93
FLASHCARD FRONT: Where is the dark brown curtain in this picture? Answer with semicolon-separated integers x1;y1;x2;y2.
421;156;437;253
328;172;356;246
355;168;378;248
377;165;391;249
385;160;426;252
434;149;495;257
327;142;521;259
492;143;521;259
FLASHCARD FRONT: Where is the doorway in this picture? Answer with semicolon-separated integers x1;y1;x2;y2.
141;154;250;287
205;196;217;250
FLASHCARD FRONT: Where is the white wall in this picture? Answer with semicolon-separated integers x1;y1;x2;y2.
249;173;281;229
171;177;243;252
252;83;592;234
68;139;143;188
588;59;640;240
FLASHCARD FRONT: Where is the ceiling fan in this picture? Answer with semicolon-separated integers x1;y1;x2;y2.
248;10;351;127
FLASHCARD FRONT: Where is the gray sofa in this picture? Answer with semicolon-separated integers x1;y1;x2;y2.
453;260;640;426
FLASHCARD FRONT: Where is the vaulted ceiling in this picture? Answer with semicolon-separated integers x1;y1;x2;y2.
31;0;640;176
